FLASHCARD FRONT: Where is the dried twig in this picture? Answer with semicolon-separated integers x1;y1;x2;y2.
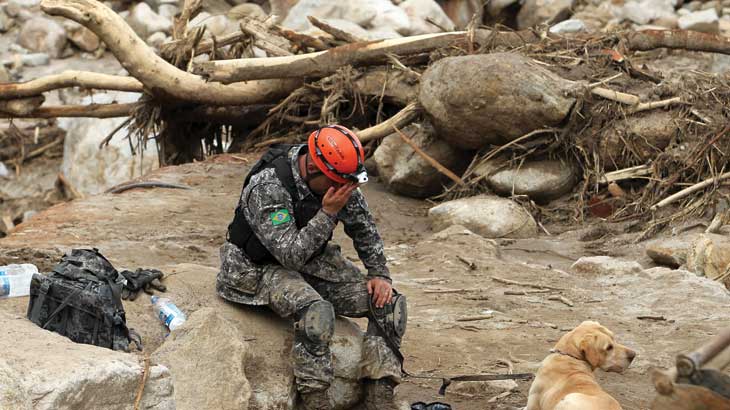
548;295;574;307
424;288;480;294
629;96;683;113
504;289;551;295
591;87;640;105
637;315;667;321
457;255;477;270
456;314;493;322
491;276;565;291
133;353;150;410
651;171;730;210
357;102;420;143
308;15;365;43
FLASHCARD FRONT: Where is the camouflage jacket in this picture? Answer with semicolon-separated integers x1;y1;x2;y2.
238;145;390;281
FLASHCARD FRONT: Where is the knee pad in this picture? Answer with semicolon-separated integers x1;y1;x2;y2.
370;291;407;340
295;300;335;348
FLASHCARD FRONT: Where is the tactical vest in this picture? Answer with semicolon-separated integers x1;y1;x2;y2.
227;144;329;264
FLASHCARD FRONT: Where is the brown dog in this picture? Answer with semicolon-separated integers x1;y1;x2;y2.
526;321;636;410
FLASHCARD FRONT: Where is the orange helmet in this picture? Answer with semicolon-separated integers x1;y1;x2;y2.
307;125;368;184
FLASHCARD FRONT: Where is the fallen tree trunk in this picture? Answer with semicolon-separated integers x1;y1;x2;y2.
0;103;138;118
0;71;144;100
626;30;730;55
40;0;300;106
195;29;540;83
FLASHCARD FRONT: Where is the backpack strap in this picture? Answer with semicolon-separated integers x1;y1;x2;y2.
41;282;91;329
28;277;50;324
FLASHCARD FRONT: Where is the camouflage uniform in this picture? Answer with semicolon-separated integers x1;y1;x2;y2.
217;145;402;395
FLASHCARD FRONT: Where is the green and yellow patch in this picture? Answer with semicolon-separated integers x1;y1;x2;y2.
270;209;291;226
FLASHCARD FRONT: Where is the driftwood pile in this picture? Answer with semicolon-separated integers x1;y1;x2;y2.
3;0;730;237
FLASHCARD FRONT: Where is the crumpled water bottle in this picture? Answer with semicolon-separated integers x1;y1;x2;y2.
151;295;186;331
0;264;39;298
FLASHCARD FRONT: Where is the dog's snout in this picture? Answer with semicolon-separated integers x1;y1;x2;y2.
627;349;636;362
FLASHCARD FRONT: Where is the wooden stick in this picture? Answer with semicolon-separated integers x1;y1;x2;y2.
57;172;84;200
491;276;565;291
591;87;640;105
456;314;493;322
239;19;293;56
0;103;138;118
630;96;682;113
599;164;652;184
651;171;730;210
626;29;730;56
0;71;143;99
133;353;150;410
308;16;365;43
423;288;479;294
358;102;420;143
504;289;551;295
548;295;574;307
393;125;466;186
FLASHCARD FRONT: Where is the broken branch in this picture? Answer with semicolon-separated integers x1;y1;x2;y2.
41;0;300;105
393;125;466;186
0;103;138;118
308;15;365;43
626;29;730;56
651;171;730;210
491;276;565;291
358;102;420;143
548;295;574;307
0;71;144;99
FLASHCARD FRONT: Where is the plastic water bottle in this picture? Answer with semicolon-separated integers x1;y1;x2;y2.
151;295;186;331
0;264;38;298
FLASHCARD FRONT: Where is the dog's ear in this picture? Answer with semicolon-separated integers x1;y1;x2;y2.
579;334;604;369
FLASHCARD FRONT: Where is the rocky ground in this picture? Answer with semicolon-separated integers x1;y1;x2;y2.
1;153;728;410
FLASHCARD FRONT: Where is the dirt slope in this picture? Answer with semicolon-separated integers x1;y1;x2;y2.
1;154;728;410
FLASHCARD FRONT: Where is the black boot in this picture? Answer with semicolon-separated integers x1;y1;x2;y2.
300;390;332;410
363;378;398;410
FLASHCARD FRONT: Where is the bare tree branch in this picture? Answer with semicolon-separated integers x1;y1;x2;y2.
0;71;144;99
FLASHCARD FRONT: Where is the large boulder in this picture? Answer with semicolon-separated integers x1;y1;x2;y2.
17;17;67;58
571;256;643;276
58;92;159;195
134;263;387;410
517;0;576;29
474;157;579;202
419;53;576;150
646;235;695;268
428;195;538;239
399;0;455;35
0;311;174;410
373;123;471;198
126;2;173;39
153;308;251;410
686;233;730;288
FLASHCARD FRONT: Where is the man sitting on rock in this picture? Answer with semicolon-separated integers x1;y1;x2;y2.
217;125;406;410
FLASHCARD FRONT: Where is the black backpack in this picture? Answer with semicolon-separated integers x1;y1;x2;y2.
26;248;140;351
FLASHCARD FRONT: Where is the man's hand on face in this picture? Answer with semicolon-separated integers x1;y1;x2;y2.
367;277;393;308
322;182;358;216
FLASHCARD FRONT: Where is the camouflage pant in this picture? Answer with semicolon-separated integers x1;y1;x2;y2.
216;242;403;394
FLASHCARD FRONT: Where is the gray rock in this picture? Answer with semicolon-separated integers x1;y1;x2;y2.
58;91;159;195
0;161;8;178
0;8;15;33
686;234;730;286
0;311;174;410
679;8;720;32
620;0;677;25
153;308;252;410
571;256;643;276
0;66;9;82
20;52;50;67
227;3;267;21
428;195;538;239
517;0;576;29
17;17;68;58
419;53;576;150
365;28;402;40
157;4;180;21
64;21;100;52
646;236;693;268
126;2;173;39
399;0;455;35
369;0;411;34
147;31;168;50
477;158;578;202
373;123;471;198
549;18;586;33
282;0;377;31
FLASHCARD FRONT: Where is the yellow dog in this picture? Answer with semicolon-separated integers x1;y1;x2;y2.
526;321;636;410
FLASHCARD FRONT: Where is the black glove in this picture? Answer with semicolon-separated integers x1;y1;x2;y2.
120;268;167;301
